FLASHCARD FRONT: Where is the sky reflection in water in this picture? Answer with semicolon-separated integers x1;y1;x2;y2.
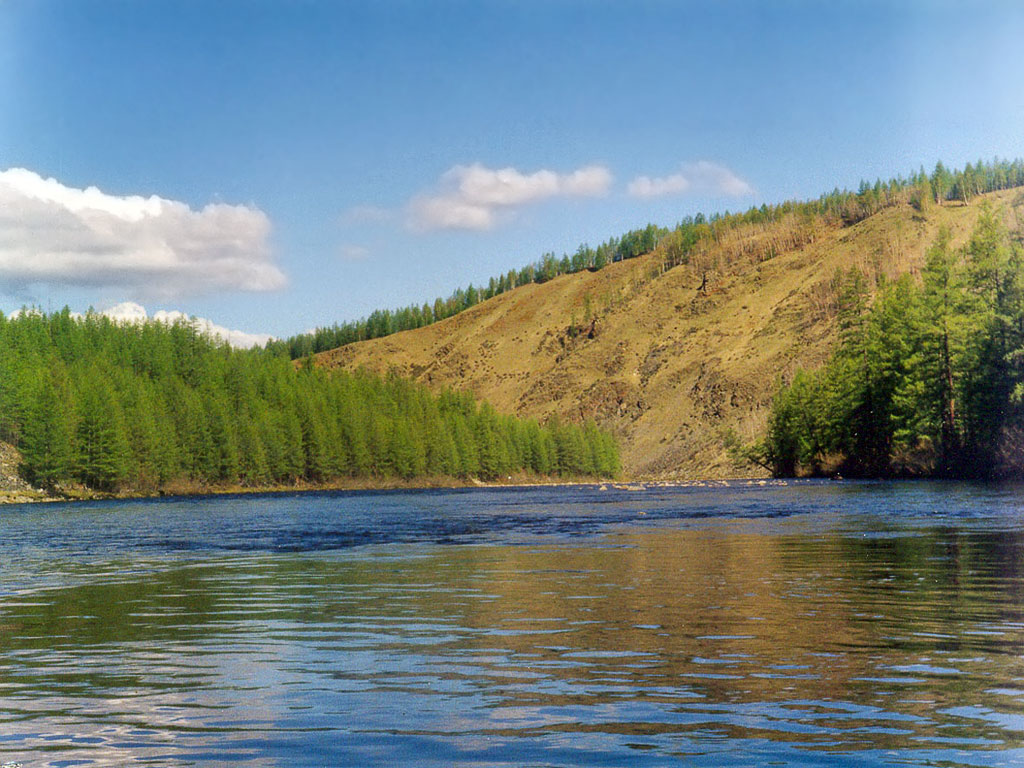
0;481;1023;766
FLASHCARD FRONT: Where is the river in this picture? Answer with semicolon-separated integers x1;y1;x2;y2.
1;481;1023;766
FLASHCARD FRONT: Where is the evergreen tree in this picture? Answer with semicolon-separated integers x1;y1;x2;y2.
74;377;130;491
762;204;1024;479
19;367;74;489
901;228;969;470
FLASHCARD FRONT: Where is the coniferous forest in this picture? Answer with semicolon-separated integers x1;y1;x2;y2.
0;310;619;493
762;201;1024;479
6;158;1024;492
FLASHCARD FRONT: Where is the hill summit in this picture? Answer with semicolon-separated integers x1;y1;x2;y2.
316;189;1024;479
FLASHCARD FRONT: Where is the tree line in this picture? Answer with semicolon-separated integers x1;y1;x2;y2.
759;202;1024;478
0;310;619;493
271;158;1024;360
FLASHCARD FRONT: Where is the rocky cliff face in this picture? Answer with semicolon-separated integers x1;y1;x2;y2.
317;193;1018;479
0;442;48;502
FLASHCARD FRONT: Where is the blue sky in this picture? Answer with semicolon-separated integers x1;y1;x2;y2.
2;0;1024;343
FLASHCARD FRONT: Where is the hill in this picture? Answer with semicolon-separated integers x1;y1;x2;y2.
315;189;1024;479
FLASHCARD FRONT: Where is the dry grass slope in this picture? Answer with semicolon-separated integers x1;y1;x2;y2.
317;190;1024;480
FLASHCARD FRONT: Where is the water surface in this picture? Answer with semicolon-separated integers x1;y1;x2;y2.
1;481;1023;766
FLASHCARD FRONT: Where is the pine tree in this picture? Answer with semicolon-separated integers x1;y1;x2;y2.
74;376;130;491
20;367;75;489
902;227;969;470
235;412;270;486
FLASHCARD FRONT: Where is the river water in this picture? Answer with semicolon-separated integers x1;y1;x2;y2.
1;481;1023;766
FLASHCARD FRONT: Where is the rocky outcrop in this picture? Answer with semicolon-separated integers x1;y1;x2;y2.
0;443;50;503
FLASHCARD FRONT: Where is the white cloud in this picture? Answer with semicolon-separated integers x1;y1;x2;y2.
408;163;613;232
151;309;274;350
104;301;274;349
100;300;149;323
0;168;286;297
627;161;754;199
409;196;497;231
7;301;273;349
627;173;690;198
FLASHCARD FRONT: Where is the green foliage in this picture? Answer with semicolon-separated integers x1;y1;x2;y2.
74;374;131;491
19;365;74;489
762;205;1024;478
0;311;618;491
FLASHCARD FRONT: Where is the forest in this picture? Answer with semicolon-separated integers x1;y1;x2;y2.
0;311;619;493
270;158;1024;359
760;201;1024;479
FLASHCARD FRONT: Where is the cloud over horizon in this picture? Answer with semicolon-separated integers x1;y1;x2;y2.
627;161;754;199
91;301;273;349
0;168;287;298
408;163;612;231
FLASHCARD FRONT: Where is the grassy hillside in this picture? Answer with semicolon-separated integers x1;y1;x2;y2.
316;189;1024;479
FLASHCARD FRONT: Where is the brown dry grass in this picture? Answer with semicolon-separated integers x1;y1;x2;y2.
317;192;1019;480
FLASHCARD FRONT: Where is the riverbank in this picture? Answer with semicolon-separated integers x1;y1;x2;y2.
0;442;59;503
0;438;796;507
0;438;617;504
0;474;802;507
0;467;624;506
0;464;802;508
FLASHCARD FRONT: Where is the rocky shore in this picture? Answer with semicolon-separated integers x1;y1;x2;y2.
0;443;54;503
